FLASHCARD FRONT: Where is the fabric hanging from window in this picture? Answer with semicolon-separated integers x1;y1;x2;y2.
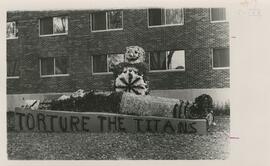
55;57;68;74
150;51;166;70
53;16;68;34
165;9;183;25
7;22;18;38
108;11;122;29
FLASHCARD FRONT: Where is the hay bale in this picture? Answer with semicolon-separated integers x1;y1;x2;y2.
119;92;178;117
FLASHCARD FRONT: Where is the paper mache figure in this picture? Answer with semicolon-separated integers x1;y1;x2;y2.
112;46;149;95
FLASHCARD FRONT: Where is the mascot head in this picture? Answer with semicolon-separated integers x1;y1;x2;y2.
125;46;145;64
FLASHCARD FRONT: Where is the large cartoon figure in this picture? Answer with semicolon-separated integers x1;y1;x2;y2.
113;46;149;95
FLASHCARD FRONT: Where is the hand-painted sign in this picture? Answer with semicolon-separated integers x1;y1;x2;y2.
13;108;207;135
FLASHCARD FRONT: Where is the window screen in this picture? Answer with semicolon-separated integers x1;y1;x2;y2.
213;48;229;68
41;57;54;75
40;17;53;35
55;57;68;74
92;12;107;31
211;8;226;21
7;60;19;77
92;55;107;73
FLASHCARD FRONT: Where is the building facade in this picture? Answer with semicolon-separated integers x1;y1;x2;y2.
7;8;230;109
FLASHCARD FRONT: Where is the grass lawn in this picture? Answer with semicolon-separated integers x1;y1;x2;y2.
7;116;230;160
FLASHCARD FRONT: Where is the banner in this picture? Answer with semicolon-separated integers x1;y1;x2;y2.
13;108;207;135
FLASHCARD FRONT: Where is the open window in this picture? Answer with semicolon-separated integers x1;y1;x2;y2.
148;8;184;27
149;50;185;71
7;21;18;39
39;16;68;36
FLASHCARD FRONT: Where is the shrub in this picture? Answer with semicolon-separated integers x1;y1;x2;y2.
212;102;230;116
7;111;15;131
50;91;123;113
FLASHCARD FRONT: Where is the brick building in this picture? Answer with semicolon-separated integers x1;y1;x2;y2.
6;8;230;110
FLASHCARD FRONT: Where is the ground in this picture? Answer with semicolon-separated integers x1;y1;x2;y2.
7;116;229;160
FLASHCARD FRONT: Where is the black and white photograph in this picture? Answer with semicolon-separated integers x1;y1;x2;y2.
2;0;270;164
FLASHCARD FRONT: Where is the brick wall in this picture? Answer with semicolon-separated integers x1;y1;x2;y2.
7;8;230;94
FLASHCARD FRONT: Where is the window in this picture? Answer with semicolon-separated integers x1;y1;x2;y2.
210;8;226;22
91;11;123;31
39;16;68;36
212;48;230;69
92;54;124;73
92;54;107;73
40;57;69;76
149;50;185;71
7;21;18;39
7;59;19;78
148;8;184;27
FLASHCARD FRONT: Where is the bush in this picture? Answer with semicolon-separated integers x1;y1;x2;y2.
7;111;15;131
212;102;230;116
50;91;123;113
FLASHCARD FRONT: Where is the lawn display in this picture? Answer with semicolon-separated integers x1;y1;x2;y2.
14;47;215;133
113;46;149;95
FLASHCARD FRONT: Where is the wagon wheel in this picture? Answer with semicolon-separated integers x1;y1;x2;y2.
115;70;148;95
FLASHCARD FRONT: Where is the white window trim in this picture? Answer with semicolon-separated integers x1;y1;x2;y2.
7;76;20;79
40;74;70;78
211;48;230;70
39;58;69;77
149;50;186;72
7;37;18;40
7;21;18;40
147;8;184;28
210;8;228;23
90;11;124;32
39;16;68;37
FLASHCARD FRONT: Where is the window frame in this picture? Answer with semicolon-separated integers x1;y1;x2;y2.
90;10;124;32
147;8;185;28
211;48;230;70
91;53;125;75
7;59;20;79
7;21;18;40
39;57;70;77
148;50;186;72
39;16;68;37
210;8;227;23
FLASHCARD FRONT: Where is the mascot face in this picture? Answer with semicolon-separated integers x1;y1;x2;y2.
125;46;145;64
